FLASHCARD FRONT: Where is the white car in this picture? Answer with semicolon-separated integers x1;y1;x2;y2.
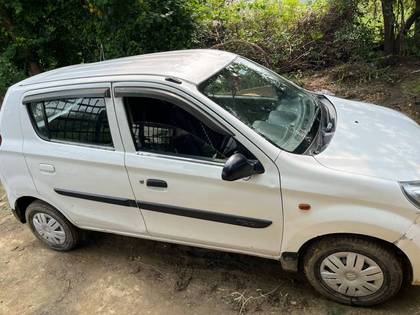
0;49;419;306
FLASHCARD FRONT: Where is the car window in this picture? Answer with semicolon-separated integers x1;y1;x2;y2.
200;57;320;153
123;96;254;162
28;97;113;147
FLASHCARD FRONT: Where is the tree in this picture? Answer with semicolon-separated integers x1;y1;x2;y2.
415;0;420;37
0;1;96;75
381;0;420;55
381;0;395;54
0;0;198;96
85;0;198;59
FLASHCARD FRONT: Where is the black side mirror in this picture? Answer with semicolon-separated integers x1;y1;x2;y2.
222;153;264;181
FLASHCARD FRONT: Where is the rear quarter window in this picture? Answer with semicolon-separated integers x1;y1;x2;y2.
27;97;113;147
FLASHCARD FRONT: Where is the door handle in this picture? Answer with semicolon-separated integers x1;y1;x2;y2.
39;163;55;174
146;179;168;188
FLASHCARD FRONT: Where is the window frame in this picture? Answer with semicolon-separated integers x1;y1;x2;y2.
23;87;117;151
124;115;229;164
114;86;243;165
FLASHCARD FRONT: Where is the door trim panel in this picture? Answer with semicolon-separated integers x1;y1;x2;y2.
54;188;272;228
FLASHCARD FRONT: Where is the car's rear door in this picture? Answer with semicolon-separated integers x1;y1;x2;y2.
21;83;147;234
113;82;283;257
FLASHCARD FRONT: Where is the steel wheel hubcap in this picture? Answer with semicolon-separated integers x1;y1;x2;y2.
33;213;66;245
320;252;384;297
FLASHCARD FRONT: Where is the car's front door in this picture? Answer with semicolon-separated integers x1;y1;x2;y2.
113;83;283;256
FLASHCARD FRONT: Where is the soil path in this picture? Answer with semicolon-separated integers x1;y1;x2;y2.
1;185;420;315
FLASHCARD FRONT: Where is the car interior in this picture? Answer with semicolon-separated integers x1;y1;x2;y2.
123;97;255;161
206;92;317;150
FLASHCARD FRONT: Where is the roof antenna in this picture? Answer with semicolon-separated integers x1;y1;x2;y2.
99;43;106;61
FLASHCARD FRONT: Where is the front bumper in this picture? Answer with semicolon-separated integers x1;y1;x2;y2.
396;220;420;285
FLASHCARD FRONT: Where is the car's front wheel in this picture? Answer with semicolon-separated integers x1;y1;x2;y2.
303;237;403;306
26;200;79;251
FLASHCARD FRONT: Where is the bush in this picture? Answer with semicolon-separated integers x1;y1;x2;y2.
284;1;376;70
0;48;26;96
86;0;199;59
1;0;418;97
195;0;377;72
328;62;396;84
0;0;199;95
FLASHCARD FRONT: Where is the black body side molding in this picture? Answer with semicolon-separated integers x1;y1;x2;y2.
54;189;137;207
54;188;272;229
138;201;272;228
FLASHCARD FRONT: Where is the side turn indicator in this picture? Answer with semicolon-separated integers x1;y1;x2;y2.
298;203;311;211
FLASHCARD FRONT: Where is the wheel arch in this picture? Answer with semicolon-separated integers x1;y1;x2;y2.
14;196;37;223
14;195;75;226
295;233;413;286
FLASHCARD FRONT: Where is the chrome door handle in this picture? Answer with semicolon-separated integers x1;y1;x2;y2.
39;164;55;174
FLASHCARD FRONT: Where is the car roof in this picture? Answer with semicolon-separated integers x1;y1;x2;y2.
18;49;237;87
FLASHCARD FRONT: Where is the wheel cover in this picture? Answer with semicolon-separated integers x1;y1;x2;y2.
33;213;66;245
320;252;384;297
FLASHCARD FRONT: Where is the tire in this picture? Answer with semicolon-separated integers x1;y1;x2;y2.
26;200;79;251
303;236;403;306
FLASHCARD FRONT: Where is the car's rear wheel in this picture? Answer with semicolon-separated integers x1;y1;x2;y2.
303;237;403;306
26;200;79;251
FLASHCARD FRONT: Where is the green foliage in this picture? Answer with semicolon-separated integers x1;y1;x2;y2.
328;62;397;84
405;36;420;57
358;0;420;56
0;0;419;96
0;0;198;94
0;0;95;68
0;0;97;94
0;49;25;96
85;0;198;59
402;76;420;96
193;0;379;71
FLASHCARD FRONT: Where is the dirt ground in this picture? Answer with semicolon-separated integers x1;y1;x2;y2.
2;187;420;315
300;60;420;124
0;63;420;314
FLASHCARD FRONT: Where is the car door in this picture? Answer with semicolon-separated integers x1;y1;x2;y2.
21;83;147;234
113;82;283;257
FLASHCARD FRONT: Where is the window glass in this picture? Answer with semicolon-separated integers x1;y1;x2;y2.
30;102;49;138
124;97;254;161
28;97;113;147
200;57;320;153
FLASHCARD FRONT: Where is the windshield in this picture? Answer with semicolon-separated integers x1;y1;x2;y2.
199;57;320;152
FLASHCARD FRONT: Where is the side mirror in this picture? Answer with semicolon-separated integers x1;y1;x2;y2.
222;153;264;181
